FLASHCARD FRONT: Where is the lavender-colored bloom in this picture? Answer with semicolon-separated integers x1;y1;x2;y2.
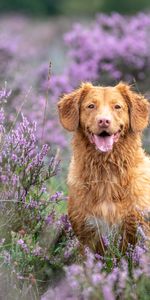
102;285;115;300
32;246;42;256
0;111;59;203
64;238;79;259
3;250;11;264
60;214;71;231
132;245;146;264
0;83;11;103
17;239;24;246
48;12;150;110
45;211;55;225
17;239;29;253
50;191;63;202
91;273;102;285
137;225;147;241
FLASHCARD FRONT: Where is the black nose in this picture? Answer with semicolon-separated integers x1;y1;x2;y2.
98;117;111;128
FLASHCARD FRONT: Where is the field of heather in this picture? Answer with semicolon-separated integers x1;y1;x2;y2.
0;13;150;300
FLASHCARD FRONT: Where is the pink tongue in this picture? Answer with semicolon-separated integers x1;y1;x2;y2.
93;134;114;152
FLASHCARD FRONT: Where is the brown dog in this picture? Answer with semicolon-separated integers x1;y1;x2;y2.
58;82;150;254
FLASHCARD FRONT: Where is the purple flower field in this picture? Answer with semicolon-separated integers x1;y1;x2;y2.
0;13;150;299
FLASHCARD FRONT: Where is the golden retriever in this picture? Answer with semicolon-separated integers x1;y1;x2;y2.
58;82;150;254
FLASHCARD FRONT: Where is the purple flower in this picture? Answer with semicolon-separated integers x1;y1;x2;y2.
0;83;11;103
17;239;24;246
45;211;55;225
50;191;63;202
102;285;115;300
0;111;59;204
17;239;29;253
32;246;42;256
47;12;150;108
91;273;102;285
60;214;71;231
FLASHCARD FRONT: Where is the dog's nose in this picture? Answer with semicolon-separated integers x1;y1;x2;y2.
98;117;111;128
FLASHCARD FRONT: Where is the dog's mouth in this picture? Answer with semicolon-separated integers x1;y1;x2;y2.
90;130;121;152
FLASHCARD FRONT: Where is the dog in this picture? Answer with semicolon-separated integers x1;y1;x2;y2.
58;82;150;254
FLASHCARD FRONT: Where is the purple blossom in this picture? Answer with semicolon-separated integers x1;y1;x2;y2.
17;239;29;253
91;273;102;285
0;111;59;203
45;211;55;225
50;191;63;202
32;246;43;256
102;285;115;300
137;225;147;241
47;12;150;106
65;234;150;300
64;238;79;259
0;83;11;103
60;214;71;231
17;239;24;246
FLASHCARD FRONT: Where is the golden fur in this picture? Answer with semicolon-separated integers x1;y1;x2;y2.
58;82;150;254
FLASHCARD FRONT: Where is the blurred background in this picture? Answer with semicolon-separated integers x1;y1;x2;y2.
0;0;150;154
0;0;150;15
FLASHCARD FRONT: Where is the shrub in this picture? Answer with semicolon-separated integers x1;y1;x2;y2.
0;85;72;295
65;232;150;300
47;13;150;101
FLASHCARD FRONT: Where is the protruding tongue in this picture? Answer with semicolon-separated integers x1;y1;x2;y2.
93;134;114;152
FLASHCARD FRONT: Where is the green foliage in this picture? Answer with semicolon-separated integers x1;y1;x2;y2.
101;0;150;14
136;276;150;300
0;0;150;16
0;0;60;15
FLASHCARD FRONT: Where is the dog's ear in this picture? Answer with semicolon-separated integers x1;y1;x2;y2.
117;82;149;133
57;82;92;131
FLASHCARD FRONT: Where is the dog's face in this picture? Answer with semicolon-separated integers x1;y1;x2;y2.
58;82;149;152
79;86;129;152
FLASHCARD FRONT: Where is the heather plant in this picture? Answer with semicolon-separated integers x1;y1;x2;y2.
0;16;68;150
65;230;150;300
0;85;72;294
47;12;150;102
1;14;150;151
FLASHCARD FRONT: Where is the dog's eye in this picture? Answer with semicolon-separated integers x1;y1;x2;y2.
87;104;95;109
114;104;121;110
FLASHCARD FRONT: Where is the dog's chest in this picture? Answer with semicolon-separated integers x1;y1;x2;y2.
68;157;128;226
88;167;124;203
86;199;122;234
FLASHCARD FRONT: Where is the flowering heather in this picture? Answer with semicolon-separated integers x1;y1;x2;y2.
65;236;150;300
1;14;150;150
48;13;150;102
0;112;58;202
0;16;68;149
0;86;70;292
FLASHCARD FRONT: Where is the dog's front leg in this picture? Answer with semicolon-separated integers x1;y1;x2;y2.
68;210;106;255
120;211;143;254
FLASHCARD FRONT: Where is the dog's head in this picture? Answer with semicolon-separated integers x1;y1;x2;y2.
58;82;149;152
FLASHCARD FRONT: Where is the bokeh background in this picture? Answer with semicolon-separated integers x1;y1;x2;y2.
1;0;150;156
0;0;150;15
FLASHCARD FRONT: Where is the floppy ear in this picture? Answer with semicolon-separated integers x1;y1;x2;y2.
117;82;149;133
57;82;92;131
